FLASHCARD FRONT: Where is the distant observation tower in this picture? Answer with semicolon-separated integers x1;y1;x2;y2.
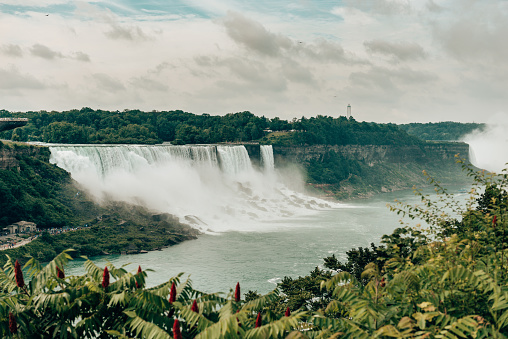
347;104;351;118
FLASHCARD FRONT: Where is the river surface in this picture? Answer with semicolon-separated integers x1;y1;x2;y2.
65;186;468;295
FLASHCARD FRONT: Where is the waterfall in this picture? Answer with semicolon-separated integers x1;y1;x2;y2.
49;144;339;232
260;145;275;171
216;145;252;175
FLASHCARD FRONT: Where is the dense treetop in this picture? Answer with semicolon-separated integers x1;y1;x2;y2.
398;121;485;141
0;108;421;146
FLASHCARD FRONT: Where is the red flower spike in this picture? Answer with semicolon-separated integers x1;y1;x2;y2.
235;282;240;302
56;265;65;279
136;265;142;288
14;260;24;288
173;319;182;339
169;282;177;303
285;307;291;317
493;215;497;227
380;277;386;288
102;266;110;289
255;312;262;328
236;309;242;327
191;299;199;313
9;312;17;334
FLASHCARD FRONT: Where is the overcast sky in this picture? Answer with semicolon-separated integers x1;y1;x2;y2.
0;0;507;123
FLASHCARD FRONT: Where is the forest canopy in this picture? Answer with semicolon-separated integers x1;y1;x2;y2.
0;108;421;146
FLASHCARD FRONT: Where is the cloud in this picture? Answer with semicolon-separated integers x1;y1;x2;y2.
73;51;91;62
105;23;150;41
364;40;427;61
130;76;168;92
0;0;68;6
0;67;44;89
30;43;63;60
426;0;444;13
1;44;23;57
91;73;126;92
343;0;412;16
431;1;508;63
280;59;315;84
219;11;292;57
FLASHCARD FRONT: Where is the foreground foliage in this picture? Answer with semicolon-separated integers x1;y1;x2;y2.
2;161;508;338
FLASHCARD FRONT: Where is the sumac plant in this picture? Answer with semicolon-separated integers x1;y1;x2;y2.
1;161;508;338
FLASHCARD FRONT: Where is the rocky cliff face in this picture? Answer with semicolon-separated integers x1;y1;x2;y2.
272;142;470;166
0;142;48;170
271;142;472;199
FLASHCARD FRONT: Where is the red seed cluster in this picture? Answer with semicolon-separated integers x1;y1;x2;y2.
169;282;177;303
285;307;291;317
136;266;142;288
235;282;241;302
102;267;110;289
191;300;199;313
173;319;182;339
255;312;262;328
9;312;17;334
56;265;65;279
14;260;24;288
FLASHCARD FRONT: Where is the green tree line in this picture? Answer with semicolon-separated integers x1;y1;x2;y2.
398;121;485;141
0;108;421;146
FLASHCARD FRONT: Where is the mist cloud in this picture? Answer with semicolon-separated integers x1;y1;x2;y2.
364;40;427;62
463;113;508;173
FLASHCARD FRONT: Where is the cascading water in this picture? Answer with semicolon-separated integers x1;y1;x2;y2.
49;144;340;232
260;145;275;172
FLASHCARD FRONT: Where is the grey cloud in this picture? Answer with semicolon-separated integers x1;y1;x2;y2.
30;44;63;60
281;59;315;84
433;16;508;63
195;55;287;92
1;44;23;57
219;11;293;57
105;23;150;41
301;39;365;65
364;40;427;61
426;0;444;12
73;51;91;62
0;67;44;89
91;73;125;92
130;76;168;91
349;66;437;90
344;0;412;15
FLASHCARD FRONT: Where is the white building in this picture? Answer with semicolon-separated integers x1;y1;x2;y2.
7;221;37;234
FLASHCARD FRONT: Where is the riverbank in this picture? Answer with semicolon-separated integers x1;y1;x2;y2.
0;203;200;265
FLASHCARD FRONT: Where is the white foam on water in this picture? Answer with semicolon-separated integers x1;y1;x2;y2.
49;144;347;232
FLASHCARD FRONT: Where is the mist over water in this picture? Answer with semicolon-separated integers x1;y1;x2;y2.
49;144;342;232
463;113;508;173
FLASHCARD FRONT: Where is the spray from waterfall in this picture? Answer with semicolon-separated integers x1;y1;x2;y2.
462;113;508;173
49;144;341;232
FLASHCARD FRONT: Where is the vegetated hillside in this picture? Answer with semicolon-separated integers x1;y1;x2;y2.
1;164;507;338
398;121;485;141
0;141;89;228
0;141;199;262
0;108;421;146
